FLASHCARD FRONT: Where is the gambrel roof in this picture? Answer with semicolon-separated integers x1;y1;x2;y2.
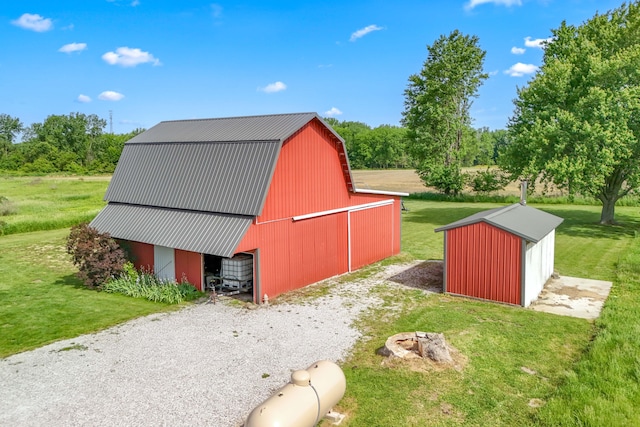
91;113;353;257
434;203;563;243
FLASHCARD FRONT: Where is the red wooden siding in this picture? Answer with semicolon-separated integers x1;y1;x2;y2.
129;241;154;271
174;249;203;290
234;121;403;300
235;213;349;298
350;204;395;270
126;242;203;290
258;120;351;222
445;222;521;305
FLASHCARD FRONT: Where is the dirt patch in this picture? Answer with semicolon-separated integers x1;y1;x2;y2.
381;344;468;373
388;261;443;292
553;285;603;300
26;244;74;271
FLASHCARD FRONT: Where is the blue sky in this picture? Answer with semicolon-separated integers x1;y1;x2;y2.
0;0;626;134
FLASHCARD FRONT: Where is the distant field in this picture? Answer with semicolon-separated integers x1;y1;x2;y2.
352;168;562;196
353;169;426;193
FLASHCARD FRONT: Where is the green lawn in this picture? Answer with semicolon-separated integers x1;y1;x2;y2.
0;176;109;235
2;176;639;426
336;292;592;426
401;199;640;280
0;229;175;357
333;199;640;426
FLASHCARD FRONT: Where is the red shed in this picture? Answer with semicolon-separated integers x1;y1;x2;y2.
435;203;563;306
91;113;407;303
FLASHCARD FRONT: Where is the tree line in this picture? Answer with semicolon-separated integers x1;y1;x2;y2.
0;113;142;174
323;117;508;170
0;111;510;174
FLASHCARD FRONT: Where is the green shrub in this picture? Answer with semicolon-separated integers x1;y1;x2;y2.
468;168;510;194
104;263;201;304
0;196;17;216
417;164;466;195
20;158;57;174
66;223;127;289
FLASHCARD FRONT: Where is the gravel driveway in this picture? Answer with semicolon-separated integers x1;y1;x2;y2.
0;262;434;427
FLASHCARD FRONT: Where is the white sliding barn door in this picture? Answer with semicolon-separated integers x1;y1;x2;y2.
154;245;175;281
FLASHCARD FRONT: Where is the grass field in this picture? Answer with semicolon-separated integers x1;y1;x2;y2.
0;176;109;235
2;173;640;426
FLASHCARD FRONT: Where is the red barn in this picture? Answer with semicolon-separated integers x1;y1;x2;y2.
91;113;406;303
435;203;563;307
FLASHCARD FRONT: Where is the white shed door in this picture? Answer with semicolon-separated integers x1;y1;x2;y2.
154;245;175;282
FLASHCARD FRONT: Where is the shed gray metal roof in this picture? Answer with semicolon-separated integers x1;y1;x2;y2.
434;203;563;243
90;203;252;257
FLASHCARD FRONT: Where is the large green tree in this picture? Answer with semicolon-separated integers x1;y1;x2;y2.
500;2;640;224
0;114;23;158
23;113;106;166
402;30;488;194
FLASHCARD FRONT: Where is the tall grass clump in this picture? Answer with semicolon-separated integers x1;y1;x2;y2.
536;238;640;426
0;196;17;216
104;263;201;304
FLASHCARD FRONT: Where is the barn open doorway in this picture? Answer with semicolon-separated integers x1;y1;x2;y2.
203;253;254;302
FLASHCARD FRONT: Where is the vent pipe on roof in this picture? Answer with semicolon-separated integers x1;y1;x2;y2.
520;180;528;205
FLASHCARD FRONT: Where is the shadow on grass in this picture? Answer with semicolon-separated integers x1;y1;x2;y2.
405;204;640;240
54;274;91;290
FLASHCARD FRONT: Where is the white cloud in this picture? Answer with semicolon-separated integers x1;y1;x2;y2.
76;94;92;103
488;70;499;76
324;107;343;117
465;0;521;10
504;62;538;77
511;46;526;55
106;0;139;6
350;24;383;42
211;3;223;18
98;91;125;101
524;36;552;49
102;47;160;67
258;81;287;93
59;43;87;54
11;13;53;32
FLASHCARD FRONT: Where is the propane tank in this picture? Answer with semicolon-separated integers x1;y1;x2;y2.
245;360;346;427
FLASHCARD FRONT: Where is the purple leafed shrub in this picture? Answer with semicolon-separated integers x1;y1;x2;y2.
66;223;126;289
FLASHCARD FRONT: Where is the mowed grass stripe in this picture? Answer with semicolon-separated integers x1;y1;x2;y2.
0;229;176;358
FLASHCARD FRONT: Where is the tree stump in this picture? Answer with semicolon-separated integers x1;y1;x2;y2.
416;332;452;363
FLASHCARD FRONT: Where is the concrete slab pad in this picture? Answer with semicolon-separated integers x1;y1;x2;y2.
529;276;612;320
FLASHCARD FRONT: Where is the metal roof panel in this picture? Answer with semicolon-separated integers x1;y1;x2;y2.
90;203;252;257
105;141;281;216
128;112;322;143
